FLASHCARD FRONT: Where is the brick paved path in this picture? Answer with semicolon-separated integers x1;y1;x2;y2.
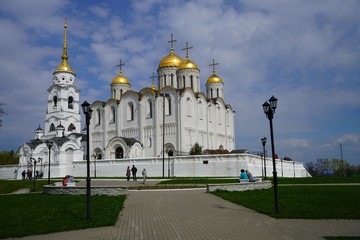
7;186;360;240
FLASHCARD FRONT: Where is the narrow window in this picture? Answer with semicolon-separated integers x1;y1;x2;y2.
190;75;193;89
148;100;153;118
53;96;57;107
68;96;74;109
50;123;55;132
96;109;101;125
171;74;174;86
216;88;219;97
111;106;116;123
127;102;134;121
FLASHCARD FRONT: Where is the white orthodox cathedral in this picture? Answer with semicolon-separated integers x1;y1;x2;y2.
13;22;308;179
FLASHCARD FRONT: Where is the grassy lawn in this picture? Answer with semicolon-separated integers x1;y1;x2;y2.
212;185;360;219
0;193;126;239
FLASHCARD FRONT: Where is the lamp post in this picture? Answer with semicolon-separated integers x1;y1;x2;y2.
38;157;42;179
168;149;173;178
46;141;53;184
262;95;279;214
261;137;267;179
30;157;37;191
81;100;92;222
92;154;97;178
160;93;169;178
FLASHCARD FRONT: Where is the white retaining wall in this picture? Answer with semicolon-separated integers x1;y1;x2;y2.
0;154;310;179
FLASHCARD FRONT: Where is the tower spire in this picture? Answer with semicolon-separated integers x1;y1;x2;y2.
62;18;68;63
54;18;75;75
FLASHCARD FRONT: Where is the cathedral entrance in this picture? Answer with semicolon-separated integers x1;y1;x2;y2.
115;147;124;159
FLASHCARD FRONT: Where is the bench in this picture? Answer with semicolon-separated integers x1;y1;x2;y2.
53;182;76;187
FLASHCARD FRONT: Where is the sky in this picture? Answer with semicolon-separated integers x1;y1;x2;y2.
0;0;359;165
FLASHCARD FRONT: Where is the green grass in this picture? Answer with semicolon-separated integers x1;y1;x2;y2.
212;186;360;219
0;179;53;193
158;176;360;185
0;193;126;239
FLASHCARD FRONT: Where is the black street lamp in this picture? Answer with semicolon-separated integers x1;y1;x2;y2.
261;137;267;179
92;154;97;178
160;93;169;178
38;157;43;179
30;157;37;191
168;149;173;178
46;141;54;184
262;95;279;214
81;100;93;222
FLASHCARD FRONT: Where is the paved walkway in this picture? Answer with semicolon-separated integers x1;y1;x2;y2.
6;180;360;240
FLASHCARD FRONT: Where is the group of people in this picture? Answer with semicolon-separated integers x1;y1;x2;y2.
126;165;147;184
240;169;257;182
21;169;43;180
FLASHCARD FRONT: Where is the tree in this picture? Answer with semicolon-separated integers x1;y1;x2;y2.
189;142;203;155
0;150;19;165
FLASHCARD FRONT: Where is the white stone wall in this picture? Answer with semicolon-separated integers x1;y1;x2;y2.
1;154;310;179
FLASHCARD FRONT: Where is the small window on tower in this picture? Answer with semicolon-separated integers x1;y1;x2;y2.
68;96;74;109
53;96;58;107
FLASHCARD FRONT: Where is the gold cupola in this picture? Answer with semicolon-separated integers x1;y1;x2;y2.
158;33;183;69
206;59;223;84
111;70;130;85
178;42;199;71
111;59;130;85
54;19;76;75
158;49;183;69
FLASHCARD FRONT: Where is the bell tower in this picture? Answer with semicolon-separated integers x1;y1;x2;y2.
43;19;81;138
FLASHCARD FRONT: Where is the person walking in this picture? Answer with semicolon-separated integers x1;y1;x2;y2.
131;165;137;181
142;168;147;184
126;166;131;181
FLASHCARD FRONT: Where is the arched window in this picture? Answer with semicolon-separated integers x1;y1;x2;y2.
216;88;219;97
68;96;74;109
110;106;116;123
165;96;171;116
115;147;124;159
186;97;192;117
171;74;174;86
190;75;193;89
183;76;186;88
147;100;152;118
96;109;101;125
50;123;55;132
211;89;213;98
68;123;76;131
198;100;204;120
53;96;57;107
164;74;167;86
127;102;134;121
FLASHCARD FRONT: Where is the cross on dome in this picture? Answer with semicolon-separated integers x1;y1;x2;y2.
168;33;177;51
116;59;125;73
209;58;219;73
182;42;193;58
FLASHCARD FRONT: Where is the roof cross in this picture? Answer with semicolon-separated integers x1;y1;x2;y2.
168;33;177;50
209;58;219;73
181;42;193;58
150;72;157;82
116;59;125;73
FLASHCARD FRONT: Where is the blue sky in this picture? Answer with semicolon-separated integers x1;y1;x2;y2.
0;0;359;165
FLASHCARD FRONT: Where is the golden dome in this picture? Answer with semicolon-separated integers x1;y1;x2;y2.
158;50;183;69
151;81;157;90
206;73;223;84
178;56;199;70
54;61;75;75
111;70;130;85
